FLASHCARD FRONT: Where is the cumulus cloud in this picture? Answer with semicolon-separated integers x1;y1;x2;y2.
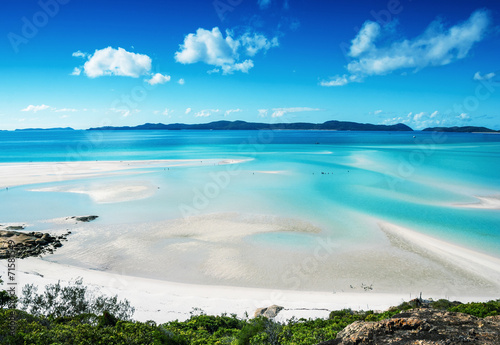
322;9;491;86
195;109;219;117
349;21;380;57
21;104;51;112
77;47;152;78
224;108;242;117
271;107;320;118
175;27;278;74
240;32;279;56
185;108;192;114
146;73;171;85
178;78;185;85
473;71;496;81
70;67;81;76
222;60;254;74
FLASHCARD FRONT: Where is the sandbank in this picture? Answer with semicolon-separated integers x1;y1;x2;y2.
0;159;248;188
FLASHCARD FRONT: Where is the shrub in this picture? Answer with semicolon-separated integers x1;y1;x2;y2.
19;278;134;320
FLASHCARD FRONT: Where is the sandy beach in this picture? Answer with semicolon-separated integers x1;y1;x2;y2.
1;160;499;323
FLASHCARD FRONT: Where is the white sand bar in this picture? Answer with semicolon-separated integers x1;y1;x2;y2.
0;159;248;188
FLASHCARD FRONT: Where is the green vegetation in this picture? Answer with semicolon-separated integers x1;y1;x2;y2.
0;280;498;345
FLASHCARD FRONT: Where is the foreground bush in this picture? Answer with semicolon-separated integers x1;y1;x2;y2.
1;280;498;345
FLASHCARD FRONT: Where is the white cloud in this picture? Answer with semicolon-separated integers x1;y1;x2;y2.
374;110;383;115
175;27;278;75
349;21;380;57
271;107;320;118
325;9;490;86
178;78;185;85
381;110;473;129
80;47;152;78
258;109;268;117
55;108;77;112
320;74;362;87
195;109;219;117
413;112;426;121
458;112;470;120
71;67;81;76
258;0;271;9
175;27;238;66
473;71;496;81
185;108;192;114
221;60;254;74
239;32;279;56
146;73;171;85
72;50;87;58
224;108;242;117
21;104;51;113
162;108;173;116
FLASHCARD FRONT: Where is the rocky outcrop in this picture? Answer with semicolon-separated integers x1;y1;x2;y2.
254;305;284;318
318;308;500;345
0;230;70;259
68;215;99;222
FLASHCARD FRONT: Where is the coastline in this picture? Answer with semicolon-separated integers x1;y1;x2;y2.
1;159;499;323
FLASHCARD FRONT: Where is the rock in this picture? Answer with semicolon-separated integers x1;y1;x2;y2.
5;225;25;230
0;228;72;259
318;308;500;345
75;215;98;222
254;305;284;318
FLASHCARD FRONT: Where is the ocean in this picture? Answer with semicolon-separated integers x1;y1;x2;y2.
1;129;499;261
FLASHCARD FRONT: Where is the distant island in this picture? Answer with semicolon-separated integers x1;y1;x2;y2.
15;127;75;132
422;126;500;133
6;122;500;133
88;120;413;131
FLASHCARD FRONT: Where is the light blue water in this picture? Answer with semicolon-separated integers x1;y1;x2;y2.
1;130;499;257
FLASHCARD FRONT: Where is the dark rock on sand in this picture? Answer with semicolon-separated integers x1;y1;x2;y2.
317;308;500;345
68;215;99;222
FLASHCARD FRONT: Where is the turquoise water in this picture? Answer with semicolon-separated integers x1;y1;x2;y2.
1;130;499;257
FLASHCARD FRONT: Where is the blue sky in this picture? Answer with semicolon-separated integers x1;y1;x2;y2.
1;0;499;130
